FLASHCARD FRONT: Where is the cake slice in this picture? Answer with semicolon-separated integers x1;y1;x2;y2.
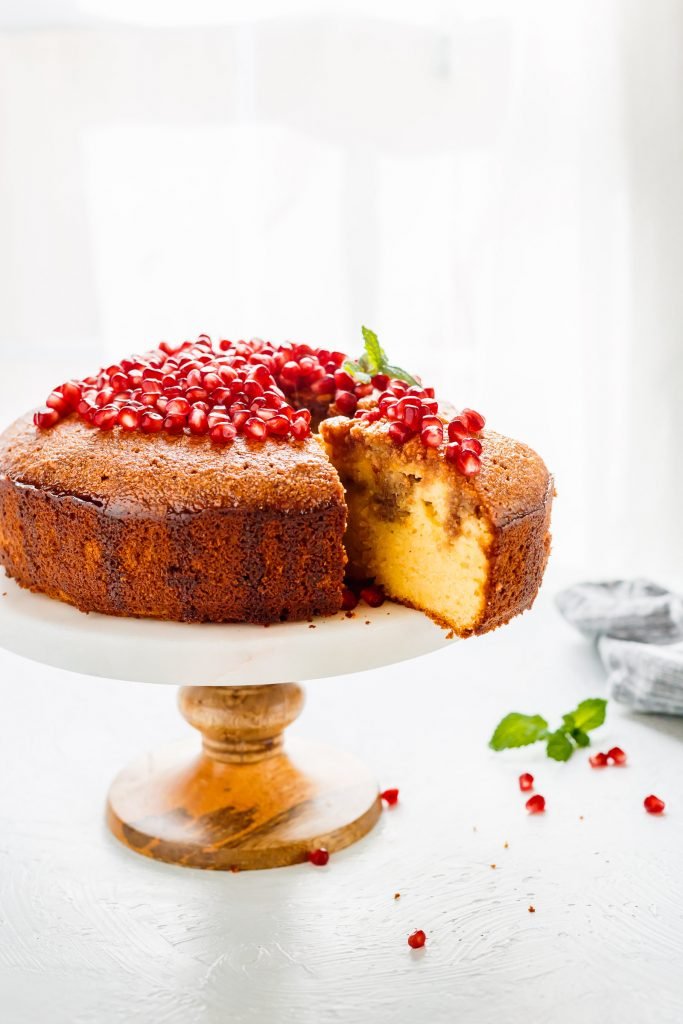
321;415;552;636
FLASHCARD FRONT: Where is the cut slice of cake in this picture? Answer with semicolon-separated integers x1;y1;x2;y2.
320;415;552;636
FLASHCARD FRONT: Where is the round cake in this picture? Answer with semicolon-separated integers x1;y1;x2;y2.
0;333;553;635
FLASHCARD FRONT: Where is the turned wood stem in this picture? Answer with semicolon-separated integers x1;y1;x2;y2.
178;684;305;764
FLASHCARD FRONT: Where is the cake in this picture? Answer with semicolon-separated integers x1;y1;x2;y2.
0;332;552;635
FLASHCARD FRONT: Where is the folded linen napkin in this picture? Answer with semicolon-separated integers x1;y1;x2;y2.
556;580;683;714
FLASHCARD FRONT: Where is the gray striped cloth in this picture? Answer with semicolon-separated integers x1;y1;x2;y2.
556;580;683;715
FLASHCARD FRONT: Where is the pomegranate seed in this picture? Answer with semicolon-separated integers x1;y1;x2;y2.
607;746;627;765
166;397;190;416
244;416;267;440
380;788;399;806
388;421;413;445
186;387;208;404
280;360;300;382
447;417;469;442
60;381;82;408
141;378;162;395
46;390;68;414
461;408;485;432
334;390;358;417
525;794;546;814
334;369;355;391
307;848;330;867
34;408;60;429
93;406;118;430
445;441;461;463
311;374;336;396
371;373;390;390
140;411;164;433
460;437;483;455
341;586;358;611
360;583;385;607
266;415;291;437
454;449;481;476
210;422;237;444
589;752;609;768
644;795;665;814
118;407;140;431
290;417;310;440
421;422;443;448
188;407;209;435
519;773;534;792
110;372;129;393
232;409;250;431
164;414;186;434
407;930;426;950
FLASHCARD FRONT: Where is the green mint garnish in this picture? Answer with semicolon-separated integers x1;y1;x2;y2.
343;326;420;387
489;698;607;762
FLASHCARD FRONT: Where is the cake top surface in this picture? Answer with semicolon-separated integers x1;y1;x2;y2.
0;413;343;516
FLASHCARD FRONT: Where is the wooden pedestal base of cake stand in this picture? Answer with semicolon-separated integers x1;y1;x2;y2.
0;570;454;871
107;684;382;870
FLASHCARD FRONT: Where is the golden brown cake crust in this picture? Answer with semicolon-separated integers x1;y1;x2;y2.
320;417;553;636
0;414;347;623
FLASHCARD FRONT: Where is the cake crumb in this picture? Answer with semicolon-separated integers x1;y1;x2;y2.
528;905;535;913
230;866;241;874
365;620;371;625
393;893;401;900
503;841;509;849
579;815;584;821
490;864;496;870
308;624;316;629
344;611;355;619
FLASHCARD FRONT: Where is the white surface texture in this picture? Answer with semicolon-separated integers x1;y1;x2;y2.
0;590;681;1024
0;571;452;684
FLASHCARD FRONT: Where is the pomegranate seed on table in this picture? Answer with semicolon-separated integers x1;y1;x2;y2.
340;586;358;611
519;773;534;792
380;788;399;806
589;752;609;768
307;848;330;866
525;794;546;814
644;795;665;814
607;746;627;765
360;583;385;608
408;930;426;950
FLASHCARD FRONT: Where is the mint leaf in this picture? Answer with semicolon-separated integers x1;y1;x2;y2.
383;363;420;386
361;325;388;373
571;728;590;748
562;713;576;731
546;729;574;761
571;698;607;732
489;713;549;751
343;358;371;383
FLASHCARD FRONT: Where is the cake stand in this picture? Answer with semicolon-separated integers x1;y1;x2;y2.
0;572;454;870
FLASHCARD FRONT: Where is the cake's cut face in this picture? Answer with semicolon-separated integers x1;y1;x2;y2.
321;418;552;636
0;333;553;632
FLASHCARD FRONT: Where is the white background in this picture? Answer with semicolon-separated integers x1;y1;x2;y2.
0;3;682;1023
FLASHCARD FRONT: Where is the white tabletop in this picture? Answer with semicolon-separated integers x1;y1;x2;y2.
0;588;681;1024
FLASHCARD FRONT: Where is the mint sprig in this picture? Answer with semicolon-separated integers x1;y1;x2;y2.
343;326;420;386
489;699;607;762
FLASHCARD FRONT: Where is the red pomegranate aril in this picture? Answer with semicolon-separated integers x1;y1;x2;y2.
307;848;330;867
188;407;209;434
60;381;82;408
421;399;438;415
360;583;385;607
589;752;609;768
447;417;469;442
208;409;229;428
644;794;665;814
461;408;486;433
460;437;483;456
266;415;291;437
290;417;310;440
298;356;317;378
219;366;238;385
118;407;140;431
141;378;162;395
93;406;118;430
166;397;191;417
519;773;534;792
46;390;68;414
389;380;407;396
186;367;203;387
95;387;115;407
141;392;160;407
388;421;413;445
607;746;627;765
341;586;358;611
164;414;186;434
311;374;336;396
110;372;129;393
140;411;164;433
248;364;274;387
380;788;399;806
232;409;250;431
34;408;61;429
444;442;461;463
334;369;355;391
202;372;222;392
244;416;267;440
371;373;390;391
421;422;443;448
525;794;546;813
354;382;374;399
210;422;237;444
280;360;300;383
408;930;426;950
401;405;422;431
455;449;481;476
334;391;358;417
244;380;264;400
186;387;208;404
